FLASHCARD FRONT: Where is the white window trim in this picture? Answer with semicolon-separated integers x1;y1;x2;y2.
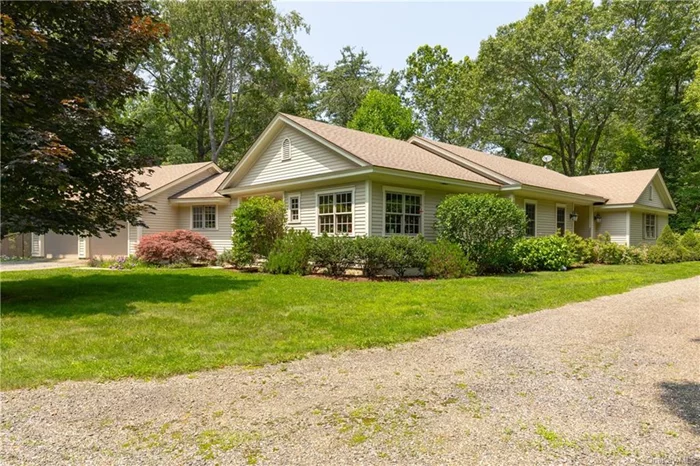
190;205;219;231
281;137;292;161
381;186;425;236
647;185;653;201
314;186;356;236
556;203;567;235
644;213;657;240
287;192;301;224
524;199;537;237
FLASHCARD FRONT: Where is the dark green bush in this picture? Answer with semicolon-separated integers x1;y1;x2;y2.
513;235;574;271
354;236;391;277
425;240;476;279
231;196;286;265
435;194;527;274
311;234;356;276
264;229;314;275
679;229;700;261
385;235;430;278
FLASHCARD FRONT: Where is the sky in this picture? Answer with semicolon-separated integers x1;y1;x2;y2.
276;1;541;73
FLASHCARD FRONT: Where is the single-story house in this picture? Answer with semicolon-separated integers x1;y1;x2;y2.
32;113;676;259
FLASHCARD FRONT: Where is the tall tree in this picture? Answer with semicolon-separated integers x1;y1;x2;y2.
0;1;165;238
475;0;690;176
348;90;418;140
315;46;390;126
143;0;313;167
403;45;477;145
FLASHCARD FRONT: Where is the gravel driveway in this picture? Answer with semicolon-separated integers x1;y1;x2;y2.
2;276;699;465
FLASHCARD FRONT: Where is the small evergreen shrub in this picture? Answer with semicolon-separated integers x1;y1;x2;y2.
231;196;286;265
311;234;356;276
265;229;314;275
385;235;430;278
656;225;679;249
513;235;574;271
136;230;217;265
425;240;476;279
435;193;526;274
354;236;391;277
679;229;700;261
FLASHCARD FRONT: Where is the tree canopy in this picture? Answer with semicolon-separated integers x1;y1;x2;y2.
139;0;313;169
348;90;418;140
0;1;166;238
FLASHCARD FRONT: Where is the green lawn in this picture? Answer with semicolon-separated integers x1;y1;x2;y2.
1;263;698;390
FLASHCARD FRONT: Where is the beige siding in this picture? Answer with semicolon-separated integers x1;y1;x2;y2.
593;211;628;245
89;229;128;257
574;206;591;238
176;201;237;253
513;197;575;237
283;181;367;236
629;212;644;246
636;181;666;209
43;233;79;258
238;127;357;188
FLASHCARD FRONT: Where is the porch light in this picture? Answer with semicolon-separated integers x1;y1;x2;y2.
569;212;579;222
594;213;602;223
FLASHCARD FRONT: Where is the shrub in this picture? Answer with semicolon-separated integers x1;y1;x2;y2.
265;229;314;275
657;225;679;249
136;230;217;265
679;229;700;261
647;245;680;264
435;194;526;274
231;196;286;263
425;240;476;279
311;234;356;276
513;235;574;271
563;231;593;264
354;236;391;277
385;235;430;278
620;246;648;265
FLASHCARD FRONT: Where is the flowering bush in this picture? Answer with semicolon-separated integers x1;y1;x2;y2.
136;230;217;265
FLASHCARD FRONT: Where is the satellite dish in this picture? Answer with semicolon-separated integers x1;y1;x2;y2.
542;155;553;163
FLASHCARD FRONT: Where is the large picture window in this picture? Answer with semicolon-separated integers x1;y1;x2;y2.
384;191;422;235
192;206;217;229
318;191;353;234
644;213;657;239
525;202;536;237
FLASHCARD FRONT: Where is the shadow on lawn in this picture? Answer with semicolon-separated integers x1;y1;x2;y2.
658;381;700;436
1;271;259;317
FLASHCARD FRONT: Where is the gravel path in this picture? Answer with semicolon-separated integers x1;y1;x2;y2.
0;258;85;272
2;276;699;465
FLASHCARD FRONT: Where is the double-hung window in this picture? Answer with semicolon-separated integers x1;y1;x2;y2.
385;191;422;235
192;206;217;229
318;191;353;234
556;206;566;236
644;213;657;239
525;202;536;237
288;194;300;223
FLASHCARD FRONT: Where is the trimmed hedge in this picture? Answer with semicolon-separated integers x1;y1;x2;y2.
513;235;574;271
425;240;476;278
264;229;314;275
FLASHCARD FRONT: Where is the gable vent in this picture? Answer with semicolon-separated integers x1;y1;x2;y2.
281;138;292;161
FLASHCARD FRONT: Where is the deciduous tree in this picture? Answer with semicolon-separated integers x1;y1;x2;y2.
0;1;165;237
348;90;418;140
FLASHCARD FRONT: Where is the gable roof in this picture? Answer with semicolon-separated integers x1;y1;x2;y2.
576;169;673;208
135;162;217;198
281;114;499;186
413;137;604;199
170;172;230;200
